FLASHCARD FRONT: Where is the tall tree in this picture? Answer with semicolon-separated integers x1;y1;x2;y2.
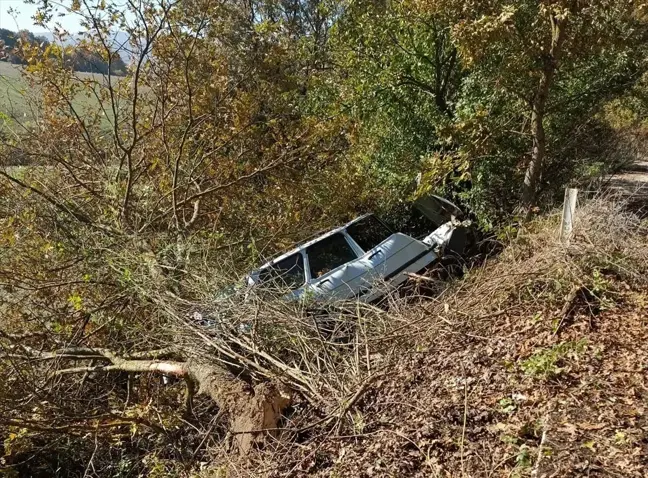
329;0;464;211
443;0;648;210
0;0;348;472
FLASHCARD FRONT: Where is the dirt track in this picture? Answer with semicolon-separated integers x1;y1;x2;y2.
606;160;648;213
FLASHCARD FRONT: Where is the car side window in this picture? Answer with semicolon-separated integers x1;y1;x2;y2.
306;233;358;278
346;215;392;252
258;253;305;289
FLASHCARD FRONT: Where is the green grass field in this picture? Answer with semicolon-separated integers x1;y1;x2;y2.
0;62;114;130
0;62;32;121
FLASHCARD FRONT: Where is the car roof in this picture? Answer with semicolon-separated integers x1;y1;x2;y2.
255;213;375;271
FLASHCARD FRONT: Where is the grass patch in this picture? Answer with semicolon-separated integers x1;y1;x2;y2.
0;62;114;131
520;340;588;379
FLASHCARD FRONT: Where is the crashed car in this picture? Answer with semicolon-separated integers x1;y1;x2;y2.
246;195;469;304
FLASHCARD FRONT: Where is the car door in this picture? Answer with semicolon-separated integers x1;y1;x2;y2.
345;215;436;289
305;232;368;301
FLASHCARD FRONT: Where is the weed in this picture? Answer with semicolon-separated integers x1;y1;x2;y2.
530;311;543;323
590;268;616;310
515;445;532;468
520;340;587;379
497;224;520;242
351;411;366;434
498;397;516;414
500;433;520;445
614;431;630;445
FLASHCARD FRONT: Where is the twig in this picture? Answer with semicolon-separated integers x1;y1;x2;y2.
406;272;437;282
83;433;99;478
553;284;583;336
531;415;550;477
460;363;468;476
192;410;225;458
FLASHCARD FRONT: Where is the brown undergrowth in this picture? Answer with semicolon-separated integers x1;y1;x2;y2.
214;198;648;477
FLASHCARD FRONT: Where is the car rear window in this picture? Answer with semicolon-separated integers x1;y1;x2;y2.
258;253;305;289
346;215;392;252
306;233;358;278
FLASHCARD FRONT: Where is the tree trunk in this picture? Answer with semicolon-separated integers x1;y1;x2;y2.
48;350;292;454
186;361;291;452
522;14;568;209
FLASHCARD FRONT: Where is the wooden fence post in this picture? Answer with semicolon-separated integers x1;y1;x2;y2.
560;188;578;244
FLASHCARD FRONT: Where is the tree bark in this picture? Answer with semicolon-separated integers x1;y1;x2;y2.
522;13;568;209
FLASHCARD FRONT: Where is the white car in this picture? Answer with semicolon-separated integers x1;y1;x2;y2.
246;196;467;304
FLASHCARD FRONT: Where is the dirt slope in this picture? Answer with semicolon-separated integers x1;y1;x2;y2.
233;201;648;478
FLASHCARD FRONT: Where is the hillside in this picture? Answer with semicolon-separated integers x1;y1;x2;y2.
0;62;28;118
2;0;648;476
0;62;116;129
221;198;648;477
35;31;132;62
0;28;127;74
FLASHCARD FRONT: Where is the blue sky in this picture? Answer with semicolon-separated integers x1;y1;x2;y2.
0;0;82;33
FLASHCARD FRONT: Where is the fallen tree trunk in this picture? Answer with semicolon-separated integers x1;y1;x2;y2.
4;344;292;454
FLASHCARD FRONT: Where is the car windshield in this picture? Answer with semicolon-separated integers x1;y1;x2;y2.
306;233;358;278
257;253;305;289
346;215;392;252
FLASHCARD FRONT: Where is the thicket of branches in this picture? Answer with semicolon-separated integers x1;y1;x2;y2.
1;0;648;475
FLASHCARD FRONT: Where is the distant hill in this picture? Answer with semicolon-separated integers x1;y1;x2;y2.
0;28;128;76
